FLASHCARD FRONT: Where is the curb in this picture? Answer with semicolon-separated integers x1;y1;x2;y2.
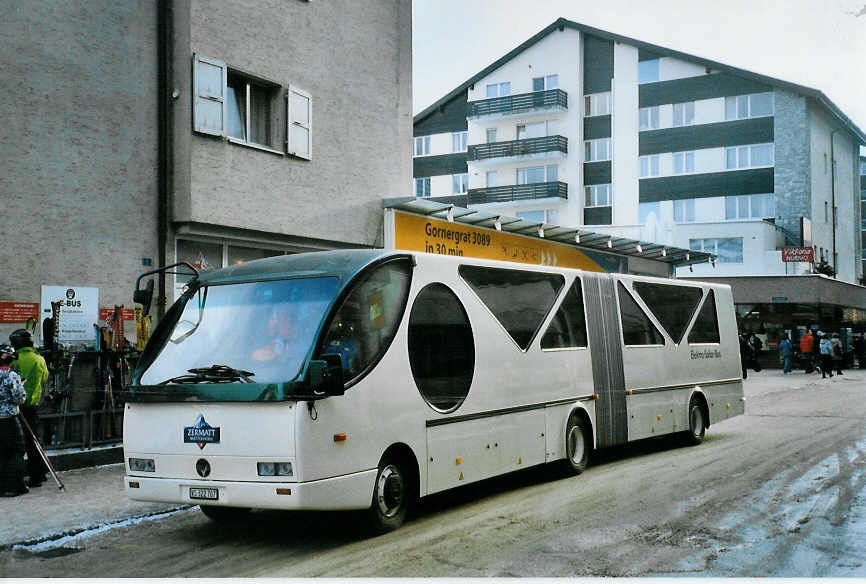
44;445;124;472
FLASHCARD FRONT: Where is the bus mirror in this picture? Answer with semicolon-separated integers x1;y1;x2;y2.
133;279;155;317
309;354;345;397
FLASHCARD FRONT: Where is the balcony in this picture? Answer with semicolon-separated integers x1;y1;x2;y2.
468;135;568;163
467;181;567;204
467;89;568;119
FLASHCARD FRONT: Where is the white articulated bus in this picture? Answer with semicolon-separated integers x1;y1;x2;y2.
123;249;744;532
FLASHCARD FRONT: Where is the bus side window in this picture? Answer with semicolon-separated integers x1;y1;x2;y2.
319;259;412;384
617;282;665;346
688;290;720;344
541;278;588;349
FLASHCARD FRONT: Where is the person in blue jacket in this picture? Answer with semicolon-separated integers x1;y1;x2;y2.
779;335;794;375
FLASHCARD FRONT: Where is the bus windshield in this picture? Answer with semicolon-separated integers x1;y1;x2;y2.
139;277;340;386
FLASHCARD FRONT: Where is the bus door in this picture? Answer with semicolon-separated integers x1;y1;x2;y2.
581;273;628;448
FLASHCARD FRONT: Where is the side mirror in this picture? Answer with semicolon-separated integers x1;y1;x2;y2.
308;354;345;396
133;279;155;317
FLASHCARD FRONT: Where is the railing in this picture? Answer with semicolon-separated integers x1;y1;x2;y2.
34;407;124;450
468;181;568;204
468;89;568;118
468;135;568;161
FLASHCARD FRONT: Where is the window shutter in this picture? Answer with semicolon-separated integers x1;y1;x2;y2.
193;54;227;136
288;86;312;160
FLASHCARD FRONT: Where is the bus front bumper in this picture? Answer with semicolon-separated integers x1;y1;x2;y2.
124;469;377;511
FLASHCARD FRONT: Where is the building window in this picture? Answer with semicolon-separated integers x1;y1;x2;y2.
486;128;497;143
725;194;774;220
639;201;660;224
672;101;695;127
517;209;558;224
585;138;611;162
227;73;279;148
517;120;557;140
584;92;611;117
638;59;660;84
725;143;774;169
639;106;660;130
585;184;612;207
517;165;558;184
414;135;431;157
639;154;660;178
486;82;511;97
452;173;468;194
673;199;695;222
725;92;774;120
486;171;498;187
414;177;431;198
532;74;559;91
689;237;744;263
673;151;695;174
452;131;467;153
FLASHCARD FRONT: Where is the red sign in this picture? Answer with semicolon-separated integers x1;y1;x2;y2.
0;302;39;324
781;247;814;263
99;308;136;321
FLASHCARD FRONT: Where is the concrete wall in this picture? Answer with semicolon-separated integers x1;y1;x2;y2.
612;43;639;225
179;0;412;247
772;89;810;244
0;1;159;341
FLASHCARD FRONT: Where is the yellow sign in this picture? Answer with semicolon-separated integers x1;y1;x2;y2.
392;211;605;272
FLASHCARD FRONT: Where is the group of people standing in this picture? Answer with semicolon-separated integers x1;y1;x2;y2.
0;329;49;497
794;329;844;378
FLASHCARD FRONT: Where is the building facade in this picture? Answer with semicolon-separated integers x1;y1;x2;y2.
413;19;864;286
0;0;412;340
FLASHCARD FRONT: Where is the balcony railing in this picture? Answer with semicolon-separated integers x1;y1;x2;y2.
468;181;568;204
468;135;568;161
468;89;568;118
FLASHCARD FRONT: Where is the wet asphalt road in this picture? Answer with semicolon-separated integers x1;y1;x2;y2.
2;369;866;577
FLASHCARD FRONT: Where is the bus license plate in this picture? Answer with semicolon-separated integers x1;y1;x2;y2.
189;487;219;500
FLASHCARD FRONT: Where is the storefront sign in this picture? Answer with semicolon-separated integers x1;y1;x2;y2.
99;307;136;321
387;211;607;272
781;247;814;263
40;286;99;343
0;302;39;324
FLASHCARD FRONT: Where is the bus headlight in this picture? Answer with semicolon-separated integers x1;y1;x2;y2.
258;462;292;476
129;458;155;472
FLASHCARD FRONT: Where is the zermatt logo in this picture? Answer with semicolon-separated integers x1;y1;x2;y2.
184;414;220;450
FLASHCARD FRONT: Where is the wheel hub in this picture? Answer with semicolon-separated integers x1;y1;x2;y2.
568;426;585;463
376;465;404;518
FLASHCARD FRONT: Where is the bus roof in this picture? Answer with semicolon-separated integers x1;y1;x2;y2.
197;249;396;286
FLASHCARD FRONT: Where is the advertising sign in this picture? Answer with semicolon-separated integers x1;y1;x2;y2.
781;247;814;263
0;302;39;324
40;286;99;343
387;210;608;272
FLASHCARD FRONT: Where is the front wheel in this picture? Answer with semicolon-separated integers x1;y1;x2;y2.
560;413;590;475
199;505;252;524
367;456;410;534
683;398;706;445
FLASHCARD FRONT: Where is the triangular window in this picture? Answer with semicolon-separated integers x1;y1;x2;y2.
618;282;665;346
633;281;702;344
541;279;588;349
688;290;720;344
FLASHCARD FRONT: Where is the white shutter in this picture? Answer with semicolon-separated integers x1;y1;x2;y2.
193;54;227;136
287;86;312;160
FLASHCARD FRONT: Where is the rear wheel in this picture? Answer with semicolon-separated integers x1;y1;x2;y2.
560;413;590;475
367;456;410;534
684;398;706;445
199;505;252;523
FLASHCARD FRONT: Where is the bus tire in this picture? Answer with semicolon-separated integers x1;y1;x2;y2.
560;413;590;476
367;455;410;534
199;505;251;523
684;397;706;445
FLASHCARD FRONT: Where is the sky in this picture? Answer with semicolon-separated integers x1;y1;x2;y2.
412;0;866;151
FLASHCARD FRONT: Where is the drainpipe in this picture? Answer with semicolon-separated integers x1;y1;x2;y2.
157;0;173;317
830;130;837;279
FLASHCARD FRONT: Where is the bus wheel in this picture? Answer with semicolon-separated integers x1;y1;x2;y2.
367;456;409;534
199;505;251;524
684;398;706;445
561;413;590;475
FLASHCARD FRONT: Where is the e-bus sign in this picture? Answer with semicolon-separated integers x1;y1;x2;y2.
386;210;607;272
781;247;814;263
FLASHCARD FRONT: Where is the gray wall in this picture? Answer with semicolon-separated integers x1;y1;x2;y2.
773;90;810;244
0;1;159;340
177;0;413;247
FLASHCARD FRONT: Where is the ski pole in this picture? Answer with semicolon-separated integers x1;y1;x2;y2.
18;412;65;492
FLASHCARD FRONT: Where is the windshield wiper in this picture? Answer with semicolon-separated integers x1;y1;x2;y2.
158;364;256;385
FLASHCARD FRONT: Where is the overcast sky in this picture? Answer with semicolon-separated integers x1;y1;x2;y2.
412;0;866;151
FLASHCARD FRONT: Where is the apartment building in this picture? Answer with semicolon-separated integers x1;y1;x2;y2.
0;0;412;339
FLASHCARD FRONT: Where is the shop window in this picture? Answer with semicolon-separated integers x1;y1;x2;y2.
633;282;703;344
688;290;721;343
408;284;474;413
618;282;664;346
318;258;412;384
459;265;565;350
541;279;588;349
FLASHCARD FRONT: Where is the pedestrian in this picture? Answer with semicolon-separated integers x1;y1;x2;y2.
739;333;753;379
831;332;844;376
799;330;815;373
9;329;49;487
779;335;794;375
0;345;28;497
818;332;834;379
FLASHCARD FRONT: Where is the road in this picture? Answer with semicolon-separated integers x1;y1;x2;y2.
2;369;866;577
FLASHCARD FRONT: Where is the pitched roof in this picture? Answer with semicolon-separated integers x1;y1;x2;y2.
415;18;866;144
